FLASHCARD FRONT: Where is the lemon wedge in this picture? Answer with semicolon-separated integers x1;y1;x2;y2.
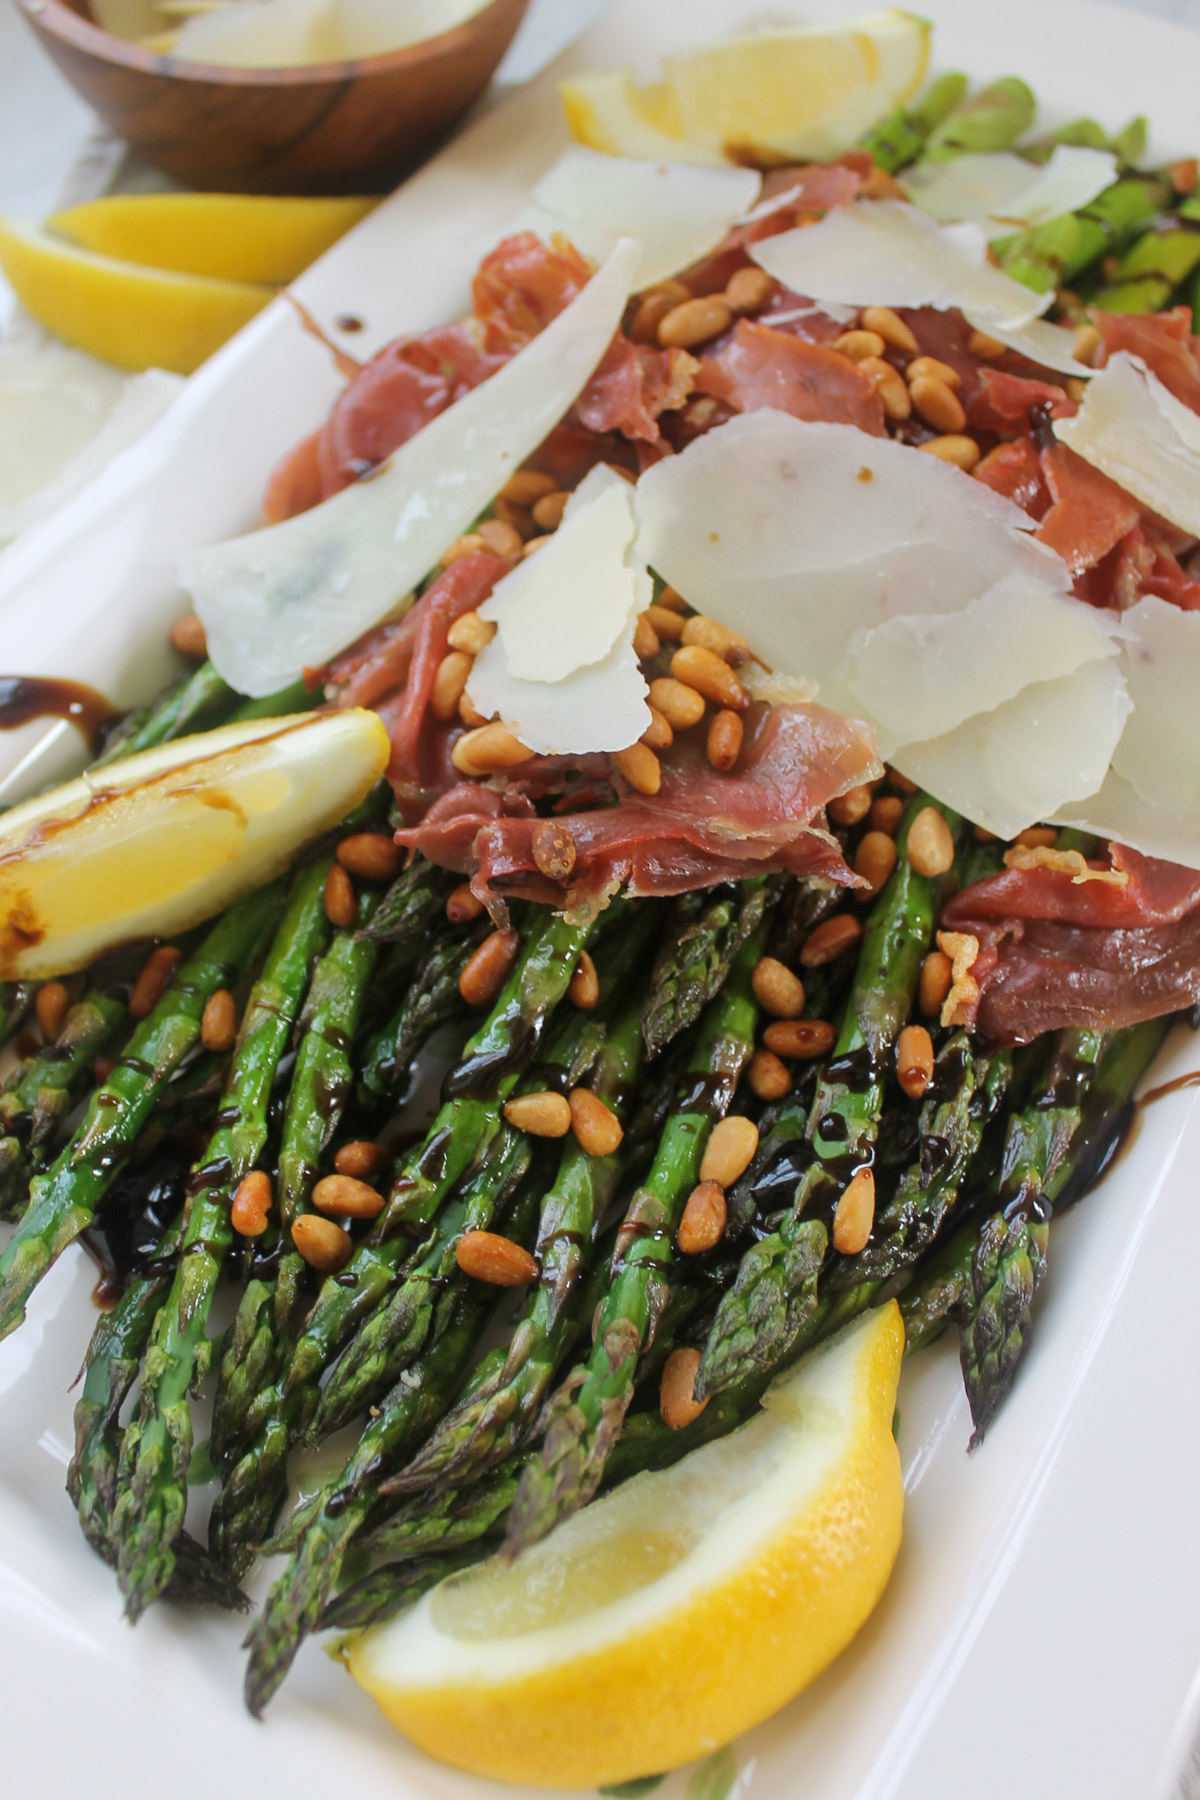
0;217;274;374
0;709;389;978
49;194;375;287
560;10;930;167
348;1302;905;1790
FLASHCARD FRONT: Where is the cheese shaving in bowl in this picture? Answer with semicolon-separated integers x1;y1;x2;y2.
1053;351;1200;536
180;238;642;697
750;199;1052;333
900;146;1116;236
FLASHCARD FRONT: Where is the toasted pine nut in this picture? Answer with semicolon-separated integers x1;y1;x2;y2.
910;374;966;434
431;650;473;722
678;1180;727;1254
200;987;238;1053
671;644;749;712
748;1046;792;1100
860;305;918;352
523;535;552;557
1073;323;1102;367
700;1115;759;1189
660;1347;707;1428
906;806;955;878
889;768;920;795
681;614;748;664
170;612;207;659
800;914;863;967
707;709;743;772
643;278;692;305
324;862;356;928
645;603;686;642
451;722;533;778
855;829;898;898
456;1229;539;1286
459;927;521;1007
655;585;689;612
649;676;706;730
313;1173;385;1220
231;1170;273;1238
860;164;908;200
724;266;775;314
504;1090;572;1138
828;783;873;826
477;518;524;559
1015;826;1058;849
531;489;570;531
907;354;962;391
859;355;911;420
291;1213;352;1271
441;532;488;566
446;610;497;656
569;1087;624;1157
129;945;184;1020
491;497;534;538
658;295;733;349
499;469;558;507
35;981;70;1042
897;1024;935;1101
763;1019;836;1059
1171;156;1200;195
832;1167;876;1254
641;706;674;752
870;794;904;835
338;832;403;882
1065;376;1088;404
447;881;486;925
752;956;805;1019
918;434;980;471
633;613;661;660
831;328;887;362
612;743;661;796
531;819;577;883
967;327;1006;360
919;950;953;1018
630;292;677;344
568;950;599;1011
334;1140;386;1179
459;692;490;729
974;824;999;842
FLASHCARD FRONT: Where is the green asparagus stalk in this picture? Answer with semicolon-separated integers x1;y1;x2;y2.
857;71;969;173
0;985;129;1216
1089;198;1200;312
357;922;485;1101
109;862;332;1619
641;878;770;1059
504;923;767;1558
922;77;1036;162
897;1221;977;1356
696;797;951;1398
996;173;1170;293
354;854;455;944
0;884;284;1340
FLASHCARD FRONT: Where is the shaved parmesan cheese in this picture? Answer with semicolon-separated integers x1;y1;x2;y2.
901;146;1116;237
468;620;650;756
1053;767;1200;872
479;464;647;683
1106;596;1200;824
181;238;642;697
508;148;759;293
635;409;1070;726
1053;351;1200;536
964;315;1092;378
750;199;1051;333
891;659;1132;842
846;570;1119;758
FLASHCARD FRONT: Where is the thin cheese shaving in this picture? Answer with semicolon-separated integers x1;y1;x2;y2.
1053;350;1200;536
900;146;1116;237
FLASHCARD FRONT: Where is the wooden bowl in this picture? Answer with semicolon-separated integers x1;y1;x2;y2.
12;0;531;193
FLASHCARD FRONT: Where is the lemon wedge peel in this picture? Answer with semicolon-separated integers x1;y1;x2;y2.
0;217;275;375
0;709;389;979
348;1302;905;1790
560;10;930;167
48;194;376;287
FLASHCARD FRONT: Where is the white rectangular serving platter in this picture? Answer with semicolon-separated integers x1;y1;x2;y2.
4;3;1200;1797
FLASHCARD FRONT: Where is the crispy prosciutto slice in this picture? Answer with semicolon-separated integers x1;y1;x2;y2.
1093;305;1200;415
395;702;880;918
695;320;884;433
940;845;1200;1040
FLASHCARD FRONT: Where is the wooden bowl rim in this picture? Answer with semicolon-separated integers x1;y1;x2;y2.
13;0;527;87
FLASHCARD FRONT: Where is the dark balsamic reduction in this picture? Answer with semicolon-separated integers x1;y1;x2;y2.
81;1154;188;1304
443;1017;539;1102
674;1072;734;1119
0;676;120;754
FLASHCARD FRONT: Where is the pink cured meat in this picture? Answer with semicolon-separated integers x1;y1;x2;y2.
695;320;885;433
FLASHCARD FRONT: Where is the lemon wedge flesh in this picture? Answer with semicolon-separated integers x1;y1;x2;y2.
49;194;375;287
0;217;274;374
560;9;930;166
348;1302;905;1790
0;709;388;978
